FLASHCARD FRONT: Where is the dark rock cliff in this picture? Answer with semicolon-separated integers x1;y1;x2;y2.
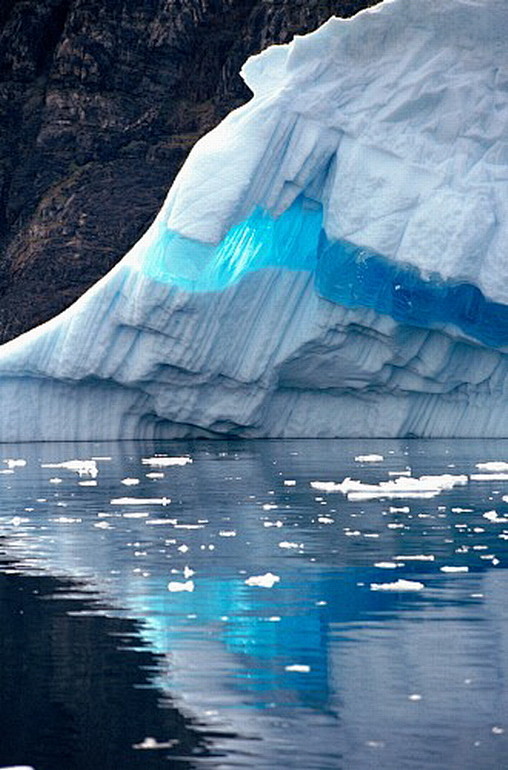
0;0;379;342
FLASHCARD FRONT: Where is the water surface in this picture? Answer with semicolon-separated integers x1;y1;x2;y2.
1;438;507;769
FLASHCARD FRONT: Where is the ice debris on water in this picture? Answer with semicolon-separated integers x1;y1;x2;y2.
285;664;311;673
168;580;194;592
41;459;98;477
370;579;425;592
245;573;280;588
142;456;192;467
354;454;384;463
311;474;467;500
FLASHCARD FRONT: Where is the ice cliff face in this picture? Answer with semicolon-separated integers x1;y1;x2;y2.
0;0;507;440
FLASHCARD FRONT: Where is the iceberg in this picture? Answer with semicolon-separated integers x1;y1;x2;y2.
0;0;507;440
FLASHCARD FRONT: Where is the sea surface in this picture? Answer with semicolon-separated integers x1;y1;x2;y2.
1;438;508;770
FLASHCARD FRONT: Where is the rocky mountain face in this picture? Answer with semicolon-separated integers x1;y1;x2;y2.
0;0;378;342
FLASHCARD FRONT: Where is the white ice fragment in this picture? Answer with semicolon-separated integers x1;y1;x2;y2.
408;694;422;702
370;579;425;592
79;479;97;487
374;561;399;569
278;541;300;549
49;477;62;484
440;565;469;573
110;496;171;506
262;503;278;511
283;480;296;486
451;507;473;513
263;520;283;528
492;726;505;735
4;459;26;468
245;572;280;588
219;530;237;537
183;566;195;578
394;554;434;561
476;462;508;472
133;737;179;749
318;516;335;524
285;664;311;673
41;459;98;477
471;473;508;481
142;456;192;467
178;544;189;553
389;506;410;513
311;475;466;500
168;580;194;592
146;472;164;479
121;477;140;486
355;454;384;462
483;510;508;523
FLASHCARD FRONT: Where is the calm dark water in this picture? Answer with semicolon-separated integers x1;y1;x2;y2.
1;438;508;770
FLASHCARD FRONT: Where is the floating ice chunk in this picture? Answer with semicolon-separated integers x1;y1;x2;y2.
374;562;399;569
408;694;422;702
3;459;26;468
121;478;140;485
142;456;192;467
355;454;384;463
370;579;425;592
110;496;171;506
318;516;334;524
285;664;311;673
311;474;466;500
263;520;283;527
283;480;296;486
471;473;508;481
389;506;410;513
219;530;237;537
483;510;508;523
49;477;62;484
262;503;278;511
133;737;179;749
278;541;301;549
41;459;98;477
168;580;194;592
476;462;508;472
245;572;280;588
79;479;97;487
394;554;435;561
440;565;469;572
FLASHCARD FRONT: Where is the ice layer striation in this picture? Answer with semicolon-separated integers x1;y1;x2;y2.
0;0;507;440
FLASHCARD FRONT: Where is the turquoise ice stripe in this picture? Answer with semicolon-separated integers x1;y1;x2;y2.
316;236;508;349
141;195;323;290
141;193;508;349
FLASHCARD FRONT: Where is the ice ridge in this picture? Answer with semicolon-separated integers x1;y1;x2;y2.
0;0;507;440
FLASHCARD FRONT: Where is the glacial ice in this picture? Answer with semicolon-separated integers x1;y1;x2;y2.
0;0;507;439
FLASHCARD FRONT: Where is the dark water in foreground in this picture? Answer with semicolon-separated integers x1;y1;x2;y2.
0;438;508;770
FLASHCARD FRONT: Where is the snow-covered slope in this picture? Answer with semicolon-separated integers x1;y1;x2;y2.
0;0;507;440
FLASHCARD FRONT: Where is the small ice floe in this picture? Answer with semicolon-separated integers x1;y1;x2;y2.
168;580;194;592
355;454;384;463
41;459;98;477
483;510;508;523
491;726;505;735
263;520;283;528
133;737;179;749
283;479;296;486
141;456;192;467
389;506;410;513
408;694;422;702
370;579;425;591
146;472;164;479
79;480;97;487
245;572;280;588
51;516;82;524
318;516;335;524
121;477;140;486
374;561;399;569
3;459;26;469
278;541;301;549
219;530;237;537
285;664;311;673
476;462;508;472
451;507;473;513
471;473;508;481
110;496;171;506
262;503;278;511
394;554;435;561
310;474;467;501
49;477;62;484
0;766;36;770
440;565;469;573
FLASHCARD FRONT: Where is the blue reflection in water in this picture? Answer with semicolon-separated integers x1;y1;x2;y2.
1;439;508;769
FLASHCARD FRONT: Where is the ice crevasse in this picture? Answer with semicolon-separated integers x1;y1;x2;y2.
0;0;507;440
